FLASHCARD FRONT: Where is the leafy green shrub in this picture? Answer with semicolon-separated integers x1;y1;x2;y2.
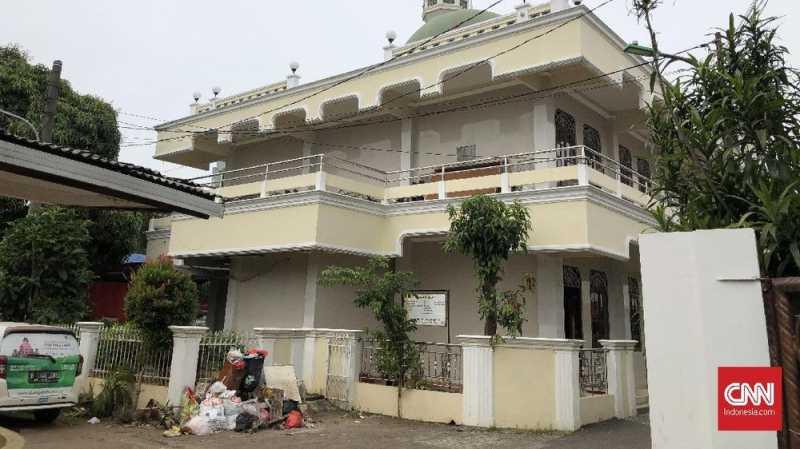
91;367;135;421
444;195;532;337
0;207;92;323
320;257;421;387
124;257;199;348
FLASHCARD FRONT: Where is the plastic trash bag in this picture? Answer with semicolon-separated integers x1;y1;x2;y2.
285;409;303;429
183;416;211;436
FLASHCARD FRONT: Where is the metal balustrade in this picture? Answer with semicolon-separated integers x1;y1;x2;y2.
91;325;172;386
188;145;652;206
360;339;463;393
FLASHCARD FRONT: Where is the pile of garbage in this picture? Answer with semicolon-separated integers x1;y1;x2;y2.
164;348;306;437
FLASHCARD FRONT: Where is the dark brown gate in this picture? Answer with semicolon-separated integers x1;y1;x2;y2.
763;278;800;449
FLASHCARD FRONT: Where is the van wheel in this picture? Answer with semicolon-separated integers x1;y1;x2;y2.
33;409;61;423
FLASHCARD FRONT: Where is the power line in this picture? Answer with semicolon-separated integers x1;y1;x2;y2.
146;0;615;145
155;0;507;138
118;40;709;154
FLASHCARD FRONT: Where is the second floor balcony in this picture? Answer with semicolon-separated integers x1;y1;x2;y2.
162;145;654;262
198;145;650;207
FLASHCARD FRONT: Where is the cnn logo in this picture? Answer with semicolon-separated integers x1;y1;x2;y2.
718;367;782;431
723;382;775;407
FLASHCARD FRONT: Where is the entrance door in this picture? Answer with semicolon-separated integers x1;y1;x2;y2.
563;266;583;340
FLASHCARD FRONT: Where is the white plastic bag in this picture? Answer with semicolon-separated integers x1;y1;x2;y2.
184;416;211;436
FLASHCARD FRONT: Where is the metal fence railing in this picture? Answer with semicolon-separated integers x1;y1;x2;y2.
195;331;258;385
56;323;81;342
91;325;172;386
359;340;463;393
579;348;608;396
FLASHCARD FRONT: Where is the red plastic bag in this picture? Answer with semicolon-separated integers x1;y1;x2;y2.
285;410;303;429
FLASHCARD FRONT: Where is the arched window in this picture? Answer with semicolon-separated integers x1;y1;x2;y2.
590;270;609;347
563;266;582;340
628;277;643;350
555;109;577;167
637;158;651;193
583;125;602;172
619;146;633;186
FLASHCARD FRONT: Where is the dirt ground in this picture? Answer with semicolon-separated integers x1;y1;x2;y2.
1;409;650;449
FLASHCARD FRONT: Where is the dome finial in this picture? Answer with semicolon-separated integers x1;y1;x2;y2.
423;0;472;22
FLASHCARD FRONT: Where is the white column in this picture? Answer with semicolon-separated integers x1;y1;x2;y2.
301;136;315;175
553;340;583;431
533;97;555;156
599;340;638;419
167;326;208;406
610;130;623;197
302;255;321;388
223;275;238;331
640;229;775;449
76;322;104;391
336;330;364;405
536;255;565;338
458;336;494;427
400;117;416;174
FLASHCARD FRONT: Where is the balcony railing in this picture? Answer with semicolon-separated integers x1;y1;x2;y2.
189;145;652;207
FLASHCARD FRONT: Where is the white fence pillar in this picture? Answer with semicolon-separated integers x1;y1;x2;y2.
640;229;775;449
553;340;583;431
599;340;638;419
254;328;306;377
167;326;207;406
458;336;494;428
76;322;103;390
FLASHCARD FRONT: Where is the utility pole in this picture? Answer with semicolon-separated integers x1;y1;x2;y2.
28;60;62;215
40;59;62;143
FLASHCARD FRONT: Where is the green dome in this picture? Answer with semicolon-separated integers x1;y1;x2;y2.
407;9;500;44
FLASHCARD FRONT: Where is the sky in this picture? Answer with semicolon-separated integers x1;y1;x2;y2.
1;0;798;179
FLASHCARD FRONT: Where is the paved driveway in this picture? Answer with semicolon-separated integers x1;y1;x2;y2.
2;410;650;449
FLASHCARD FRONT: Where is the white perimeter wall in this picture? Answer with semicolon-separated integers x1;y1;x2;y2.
639;229;775;449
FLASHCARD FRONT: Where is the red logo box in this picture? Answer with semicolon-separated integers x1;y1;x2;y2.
718;367;782;431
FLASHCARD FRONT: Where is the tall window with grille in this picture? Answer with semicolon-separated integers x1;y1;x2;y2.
590;270;610;348
555;109;577;167
583;125;603;173
636;158;651;193
619;146;633;186
629;277;643;350
563;266;583;340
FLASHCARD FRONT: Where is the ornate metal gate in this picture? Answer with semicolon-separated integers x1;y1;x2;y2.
326;335;353;403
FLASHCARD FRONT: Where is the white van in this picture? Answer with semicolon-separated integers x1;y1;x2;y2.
0;323;82;423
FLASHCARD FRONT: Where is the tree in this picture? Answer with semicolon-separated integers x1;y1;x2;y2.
319;257;421;388
633;2;800;277
0;45;146;273
124;257;200;348
0;208;92;324
444;195;533;337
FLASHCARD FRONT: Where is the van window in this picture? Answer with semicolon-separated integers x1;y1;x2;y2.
0;333;79;358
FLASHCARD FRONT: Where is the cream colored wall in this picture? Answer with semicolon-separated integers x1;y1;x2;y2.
493;346;556;430
169;197;647;264
168;204;320;256
314;253;380;331
354;383;463;424
227;254;308;332
579;394;616;425
415;86;536;167
89;377;168;410
397;240;539;342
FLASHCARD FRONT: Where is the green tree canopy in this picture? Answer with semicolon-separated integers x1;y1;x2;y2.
444;195;532;337
124;257;200;348
0;208;92;324
0;44;147;273
636;3;800;277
